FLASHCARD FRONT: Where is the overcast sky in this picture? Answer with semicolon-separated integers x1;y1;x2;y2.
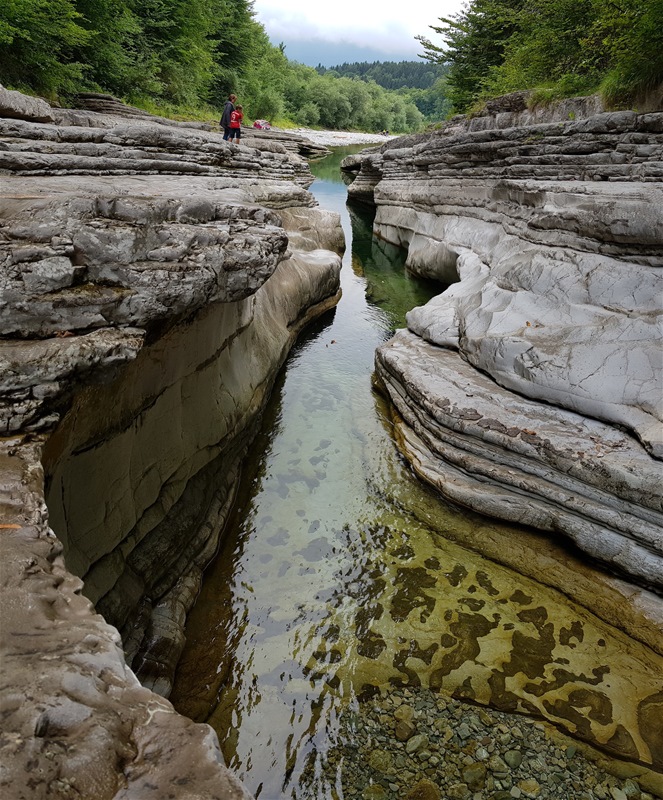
252;0;466;66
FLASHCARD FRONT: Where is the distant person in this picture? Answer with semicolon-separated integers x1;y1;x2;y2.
228;104;244;144
220;93;237;141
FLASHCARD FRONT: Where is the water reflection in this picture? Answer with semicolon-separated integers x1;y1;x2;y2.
170;148;663;798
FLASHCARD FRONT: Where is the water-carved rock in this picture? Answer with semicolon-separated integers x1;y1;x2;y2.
347;99;663;594
0;90;343;798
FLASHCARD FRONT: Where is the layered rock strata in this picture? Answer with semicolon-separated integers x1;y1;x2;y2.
0;91;342;797
346;101;663;595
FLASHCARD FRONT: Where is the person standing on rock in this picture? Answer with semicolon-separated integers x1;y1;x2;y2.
228;105;243;144
220;93;237;140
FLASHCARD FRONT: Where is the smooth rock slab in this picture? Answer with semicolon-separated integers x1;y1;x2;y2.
374;180;663;457
375;330;663;591
0;83;54;122
0;91;344;799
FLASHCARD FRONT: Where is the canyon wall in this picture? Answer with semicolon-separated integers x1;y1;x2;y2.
0;86;342;798
345;96;663;597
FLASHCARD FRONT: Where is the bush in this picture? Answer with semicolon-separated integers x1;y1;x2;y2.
251;89;283;122
295;102;320;127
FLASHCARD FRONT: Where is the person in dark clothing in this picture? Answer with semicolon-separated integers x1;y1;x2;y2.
220;94;237;140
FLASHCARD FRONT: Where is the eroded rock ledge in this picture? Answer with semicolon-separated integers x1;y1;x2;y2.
0;89;342;797
346;98;663;595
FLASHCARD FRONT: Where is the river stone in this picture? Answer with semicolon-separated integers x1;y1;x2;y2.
406;733;429;753
395;703;415;722
368;748;393;773
504;750;523;769
489;755;510;773
622;779;641;798
457;722;472;739
462;762;487;790
447;783;472;799
395;719;417;741
518;778;542;797
362;785;387;800
405;779;441;800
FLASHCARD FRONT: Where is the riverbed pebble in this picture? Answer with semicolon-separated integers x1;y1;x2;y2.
319;686;659;800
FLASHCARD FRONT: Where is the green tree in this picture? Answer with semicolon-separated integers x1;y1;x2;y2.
295;101;320;126
418;0;663;112
72;0;146;97
597;0;663;103
0;0;90;94
417;0;526;112
480;0;606;98
208;0;259;104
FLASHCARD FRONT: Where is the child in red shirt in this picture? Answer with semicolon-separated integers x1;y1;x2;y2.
228;105;243;143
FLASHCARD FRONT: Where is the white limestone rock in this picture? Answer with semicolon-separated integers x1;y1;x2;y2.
376;330;663;590
0;88;344;800
349;103;663;589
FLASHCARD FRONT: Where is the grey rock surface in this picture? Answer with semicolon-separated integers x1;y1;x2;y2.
349;103;663;591
376;331;663;590
0;438;253;800
0;91;343;798
0;82;54;122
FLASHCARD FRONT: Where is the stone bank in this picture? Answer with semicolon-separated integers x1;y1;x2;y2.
342;93;663;780
345;94;663;594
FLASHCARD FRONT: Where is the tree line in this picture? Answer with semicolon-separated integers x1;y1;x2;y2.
0;0;428;132
417;0;663;113
315;59;452;121
316;60;443;91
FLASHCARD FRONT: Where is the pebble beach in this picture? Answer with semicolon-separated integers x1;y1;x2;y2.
318;687;662;800
273;126;397;147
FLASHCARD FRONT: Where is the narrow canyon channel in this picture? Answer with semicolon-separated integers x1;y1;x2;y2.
169;147;662;798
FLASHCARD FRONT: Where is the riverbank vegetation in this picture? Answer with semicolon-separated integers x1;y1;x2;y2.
316;60;452;121
0;0;426;132
417;0;663;113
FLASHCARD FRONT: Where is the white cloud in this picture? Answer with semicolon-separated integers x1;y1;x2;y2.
252;0;465;56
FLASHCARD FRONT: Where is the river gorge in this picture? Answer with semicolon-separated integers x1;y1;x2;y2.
0;87;661;800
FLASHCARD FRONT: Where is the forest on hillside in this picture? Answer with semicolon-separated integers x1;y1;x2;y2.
418;0;663;113
2;0;660;130
316;60;452;121
316;61;443;91
0;0;427;132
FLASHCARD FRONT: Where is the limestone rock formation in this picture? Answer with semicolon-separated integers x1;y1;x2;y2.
0;90;343;797
346;100;663;593
0;83;54;122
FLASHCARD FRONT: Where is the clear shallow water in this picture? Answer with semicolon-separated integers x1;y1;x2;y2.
170;148;662;797
172;147;446;796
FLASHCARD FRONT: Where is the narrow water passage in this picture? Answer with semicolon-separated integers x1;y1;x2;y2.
171;147;447;795
170;149;662;798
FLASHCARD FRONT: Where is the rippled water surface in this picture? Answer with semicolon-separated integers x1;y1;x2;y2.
170;147;662;797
